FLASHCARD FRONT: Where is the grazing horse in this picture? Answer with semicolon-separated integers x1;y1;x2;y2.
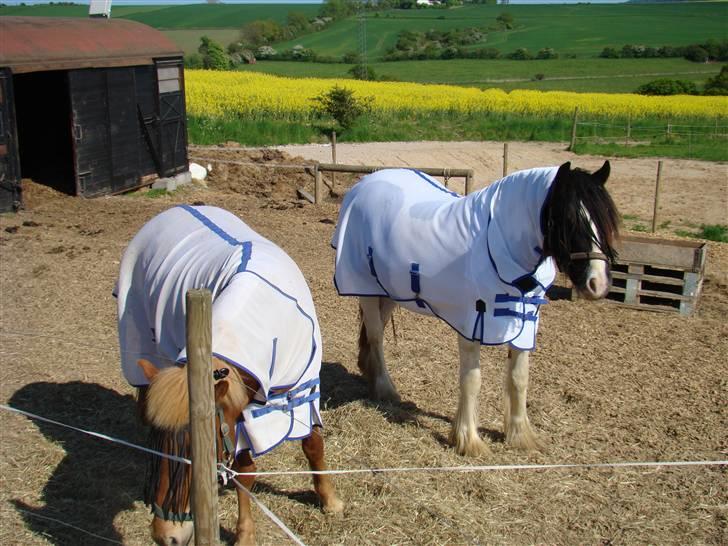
332;162;619;456
115;205;343;546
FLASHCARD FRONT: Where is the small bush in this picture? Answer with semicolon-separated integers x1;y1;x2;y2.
312;85;373;130
703;65;728;96
697;224;728;242
635;79;699;96
348;64;377;81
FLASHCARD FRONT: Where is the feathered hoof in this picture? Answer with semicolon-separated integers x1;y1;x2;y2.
371;379;401;404
505;420;547;452
323;496;345;515
449;428;490;457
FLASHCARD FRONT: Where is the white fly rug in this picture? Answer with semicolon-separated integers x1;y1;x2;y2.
116;205;322;456
332;168;558;350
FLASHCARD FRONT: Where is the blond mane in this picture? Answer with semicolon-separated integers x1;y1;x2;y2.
144;358;250;430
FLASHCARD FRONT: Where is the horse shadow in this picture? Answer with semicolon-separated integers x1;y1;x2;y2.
320;361;503;451
7;382;242;545
8;381;146;545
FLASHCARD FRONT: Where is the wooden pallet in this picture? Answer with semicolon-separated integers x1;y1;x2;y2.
551;235;706;315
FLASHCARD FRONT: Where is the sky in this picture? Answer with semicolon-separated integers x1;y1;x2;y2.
2;0;631;5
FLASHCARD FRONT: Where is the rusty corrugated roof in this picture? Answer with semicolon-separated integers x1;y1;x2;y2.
0;17;182;73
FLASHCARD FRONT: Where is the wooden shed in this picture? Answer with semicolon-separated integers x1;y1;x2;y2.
0;17;189;212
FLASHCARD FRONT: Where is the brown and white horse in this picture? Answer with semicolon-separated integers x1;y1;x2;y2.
135;357;343;546
116;205;343;545
332;162;620;456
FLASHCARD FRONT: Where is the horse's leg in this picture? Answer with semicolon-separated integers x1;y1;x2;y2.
301;426;344;514
449;335;489;456
232;450;257;546
503;348;544;451
358;296;400;402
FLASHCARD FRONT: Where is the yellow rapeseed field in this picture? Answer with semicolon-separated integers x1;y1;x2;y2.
186;70;728;120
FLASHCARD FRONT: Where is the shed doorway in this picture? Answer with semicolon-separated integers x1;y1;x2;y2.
14;70;76;195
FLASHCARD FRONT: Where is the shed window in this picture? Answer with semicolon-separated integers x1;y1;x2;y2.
157;66;180;94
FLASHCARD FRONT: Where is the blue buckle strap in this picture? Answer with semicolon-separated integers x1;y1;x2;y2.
495;294;548;305
410;263;426;308
268;377;320;401
251;391;321;418
494;308;538;321
367;247;377;277
471;299;486;341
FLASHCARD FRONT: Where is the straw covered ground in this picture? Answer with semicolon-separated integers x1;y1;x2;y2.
0;142;726;545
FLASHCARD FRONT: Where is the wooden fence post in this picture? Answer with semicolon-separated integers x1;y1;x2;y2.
186;289;219;546
314;164;322;205
651;160;663;233
502;142;509;177
331;131;337;193
625;113;631;146
465;171;473;195
569;107;579;151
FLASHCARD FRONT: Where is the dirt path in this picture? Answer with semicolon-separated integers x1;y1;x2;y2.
277;140;728;232
0;143;726;545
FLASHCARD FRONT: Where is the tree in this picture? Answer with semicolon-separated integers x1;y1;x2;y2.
198;36;229;70
635;79;699;96
240;20;283;48
599;47;619;59
348;63;377;80
536;47;558;60
496;12;514;30
684;45;709;63
703;65;728;96
312;85;372;130
287;11;310;33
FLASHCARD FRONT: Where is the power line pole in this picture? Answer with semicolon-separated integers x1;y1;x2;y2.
358;7;367;79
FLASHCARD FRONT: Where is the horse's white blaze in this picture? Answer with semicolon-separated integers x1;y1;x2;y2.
583;206;610;299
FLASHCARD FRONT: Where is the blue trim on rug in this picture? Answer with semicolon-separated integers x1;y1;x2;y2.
268;337;278;379
408;169;461;198
179;205;253;273
240;269;318;392
495;294;549;305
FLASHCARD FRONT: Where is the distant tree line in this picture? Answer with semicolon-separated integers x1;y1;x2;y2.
600;39;728;63
636;66;728;96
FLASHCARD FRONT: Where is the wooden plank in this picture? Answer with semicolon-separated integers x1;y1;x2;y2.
616;235;705;272
612;302;680;314
296;188;315;204
635;288;692;302
680;272;701;316
624;264;643;304
317;162;473;179
611;271;684;286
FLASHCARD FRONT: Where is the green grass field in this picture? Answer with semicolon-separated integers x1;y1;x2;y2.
273;3;728;60
0;3;320;28
237;58;721;94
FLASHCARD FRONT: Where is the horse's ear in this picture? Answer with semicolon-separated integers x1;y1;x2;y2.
593;160;610;185
557;161;571;178
214;380;229;401
137;359;159;381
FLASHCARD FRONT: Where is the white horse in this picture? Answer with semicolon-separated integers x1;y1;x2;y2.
332;162;620;456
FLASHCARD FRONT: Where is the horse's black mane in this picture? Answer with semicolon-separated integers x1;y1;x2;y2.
541;163;620;272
